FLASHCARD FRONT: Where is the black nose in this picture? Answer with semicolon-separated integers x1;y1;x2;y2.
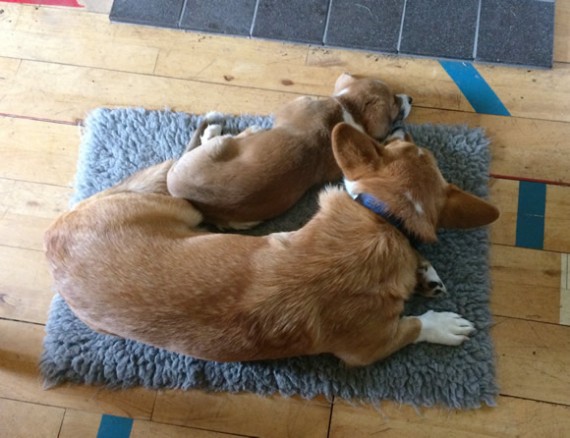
408;96;413;104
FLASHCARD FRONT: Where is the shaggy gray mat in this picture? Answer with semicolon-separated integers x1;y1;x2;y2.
41;108;497;408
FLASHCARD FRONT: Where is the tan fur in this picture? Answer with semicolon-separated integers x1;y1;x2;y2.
166;73;408;227
44;123;499;366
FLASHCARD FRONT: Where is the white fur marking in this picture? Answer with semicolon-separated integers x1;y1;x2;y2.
397;94;412;119
387;128;406;141
335;87;350;97
415;311;475;345
204;111;225;122
419;261;447;295
343;179;359;199
201;124;223;143
405;191;424;215
225;220;262;230
341;108;365;133
418;148;424;156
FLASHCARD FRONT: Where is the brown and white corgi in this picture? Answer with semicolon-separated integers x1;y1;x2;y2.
44;123;499;366
166;73;412;230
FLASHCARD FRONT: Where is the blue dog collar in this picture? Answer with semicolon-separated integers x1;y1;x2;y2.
354;193;421;247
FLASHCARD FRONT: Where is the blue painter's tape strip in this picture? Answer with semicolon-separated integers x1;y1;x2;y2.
440;60;511;116
516;181;546;249
97;414;133;438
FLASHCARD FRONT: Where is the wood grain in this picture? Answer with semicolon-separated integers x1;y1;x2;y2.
545;185;570;253
409;108;570;185
0;116;78;186
58;409;101;438
0;59;293;122
555;0;570;63
488;178;518;247
153;390;331;438
0;398;64;438
330;396;570;437
0;319;157;418
0;246;54;324
0;177;72;251
478;62;570;122
490;245;561;323
493;317;570;405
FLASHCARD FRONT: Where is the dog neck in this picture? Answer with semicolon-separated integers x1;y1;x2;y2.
353;192;421;247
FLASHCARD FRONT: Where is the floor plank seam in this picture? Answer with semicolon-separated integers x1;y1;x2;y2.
0;316;46;327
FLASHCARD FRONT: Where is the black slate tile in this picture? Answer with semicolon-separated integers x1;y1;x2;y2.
180;0;257;35
324;0;405;53
110;0;185;28
477;0;554;68
400;0;478;59
252;0;329;44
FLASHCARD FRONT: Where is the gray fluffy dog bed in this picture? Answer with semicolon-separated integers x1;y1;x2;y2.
41;108;498;409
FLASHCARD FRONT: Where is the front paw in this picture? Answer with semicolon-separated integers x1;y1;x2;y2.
415;260;447;298
415;310;475;345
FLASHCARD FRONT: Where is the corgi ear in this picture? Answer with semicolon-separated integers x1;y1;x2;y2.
332;123;382;180
438;184;500;229
334;72;355;94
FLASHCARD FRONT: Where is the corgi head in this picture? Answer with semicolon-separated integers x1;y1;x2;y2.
333;73;412;141
331;123;499;243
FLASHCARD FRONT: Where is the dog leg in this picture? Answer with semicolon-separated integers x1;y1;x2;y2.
235;125;266;138
101;160;174;197
337;317;423;366
337;310;474;366
185;111;225;153
415;257;447;297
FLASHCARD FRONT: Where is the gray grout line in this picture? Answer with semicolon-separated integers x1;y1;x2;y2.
396;0;408;52
177;0;189;28
473;0;483;60
249;0;261;37
322;0;335;45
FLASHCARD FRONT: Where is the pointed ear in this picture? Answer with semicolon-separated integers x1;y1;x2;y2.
332;123;382;180
334;72;355;93
438;184;500;229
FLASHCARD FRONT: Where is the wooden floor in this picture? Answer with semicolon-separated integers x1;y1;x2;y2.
1;2;569;437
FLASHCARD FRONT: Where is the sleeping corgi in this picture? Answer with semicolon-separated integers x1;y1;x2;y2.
44;123;499;365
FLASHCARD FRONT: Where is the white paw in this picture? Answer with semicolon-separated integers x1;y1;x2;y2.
416;260;447;297
396;93;412;119
204;111;225;123
415;310;475;345
201;124;223;142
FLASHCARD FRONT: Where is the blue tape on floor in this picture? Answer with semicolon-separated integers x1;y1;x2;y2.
97;415;133;438
440;60;511;116
516;181;546;249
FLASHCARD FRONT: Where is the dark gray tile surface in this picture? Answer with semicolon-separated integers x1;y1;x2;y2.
477;0;555;68
252;0;329;44
180;0;256;35
110;0;185;28
325;0;404;53
108;0;557;69
400;0;479;59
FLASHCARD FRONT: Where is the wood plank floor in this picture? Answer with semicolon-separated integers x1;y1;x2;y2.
0;2;569;437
